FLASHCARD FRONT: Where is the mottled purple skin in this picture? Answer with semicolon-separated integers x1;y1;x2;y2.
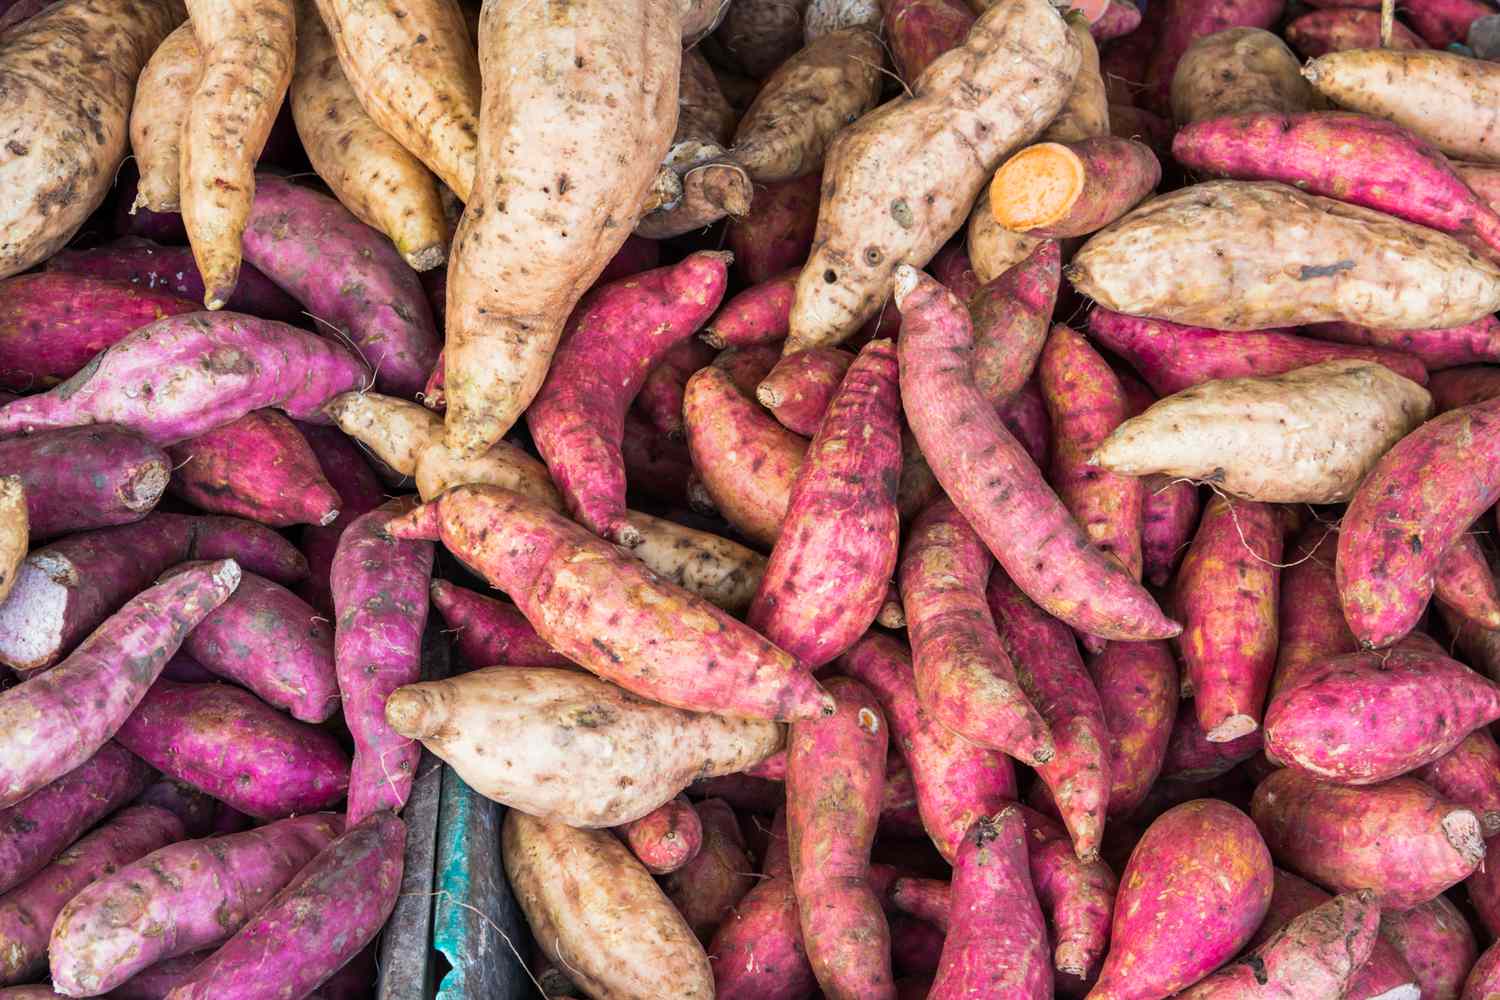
748;340;902;669
1435;533;1500;630
0;312;368;446
899;497;1054;766
528;252;730;545
702;270;798;350
134;779;217;838
662;798;755;943
1086;639;1177;817
47;240;304;324
0;513;305;676
1285;8;1427;57
896;268;1179;642
1251;770;1484;909
1380;895;1477;1000
333;500;434;824
838;633;1016;863
1161;712;1263;782
1141;0;1288;113
1419;728;1500;836
167;410;340;527
639;339;716;439
49;813;343;996
709;809;817;1000
1090;799;1274;1000
987;571;1111;861
0;805;184;985
241;176;438;398
0;426;169;540
294;422;385;617
0;743;152;897
114;681;351;820
163;811;405;1000
1088;308;1429;395
1091;0;1142;39
620;795;703;875
1305;317;1500;371
1340;396;1500;648
0;273;196;391
930;809;1051;1000
757;346;854;437
1430;365;1500;413
428;579;569;670
0;561;240;809
168;568;339;723
1404;0;1494;46
1465;941;1500;1000
105;952;213;1000
972;241;1061;408
725;173;820;286
884;0;976;85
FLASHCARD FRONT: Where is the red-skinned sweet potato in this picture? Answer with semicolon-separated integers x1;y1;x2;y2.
970;240;1061;408
1418;728;1500;836
1405;0;1494;46
663;798;755;943
0;426;170;540
702;271;798;350
991;137;1159;239
1160;711;1263;782
1285;8;1426;57
883;0;974;85
619;795;703;875
1380;895;1477;1000
166;410;340;527
1141;0;1284;113
755;346;853;437
103;951;212;1000
622;409;696;507
1465;941;1500;1000
1435;534;1500;630
294;421;385;617
1116;372;1202;588
725;175;821;287
639;339;716;439
428;580;569;670
1306;317;1500;372
1086;638;1176;816
1268;523;1356;699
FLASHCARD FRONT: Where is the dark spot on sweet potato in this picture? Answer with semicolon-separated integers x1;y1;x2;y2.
5;140;26;156
1298;261;1355;280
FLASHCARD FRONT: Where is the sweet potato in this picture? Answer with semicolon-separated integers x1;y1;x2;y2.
1436;534;1500;630
115;679;350;820
49;812;342;995
1466;942;1500;1000
130;23;201;214
1141;476;1201;589
662;798;755;943
1044;15;1110;144
725;176;820;286
0;426;169;540
896;266;1179;641
709;808;816;1000
620;795;702;875
1430;365;1500;413
967;191;1049;284
1285;8;1426;56
1269;523;1357;698
166;409;340;527
1086;639;1176;816
883;0;973;85
1090;0;1140;38
626;512;768;616
1418;727;1500;836
756;346;853;436
506;811;711;999
442;0;679;460
1339;395;1500;648
970;241;1061;407
1170;27;1315;125
639;339;716;439
178;0;293;308
702;271;798;350
1090;799;1274;1000
428;580;568;670
991;137;1159;238
164;810;404;1000
415;439;562;511
0;804;184;985
1141;0;1284;114
623;409;696;506
1252;770;1485;909
1306;317;1500;372
0;0;184;279
529;252;731;545
134;778;216;839
1404;0;1495;47
290;5;448;272
1379;895;1477;1000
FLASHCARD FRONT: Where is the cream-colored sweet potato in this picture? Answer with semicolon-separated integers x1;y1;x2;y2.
130;22;201;214
626;512;767;616
322;391;442;477
412;440;562;510
968;192;1047;283
1069;181;1500;331
1092;360;1434;504
1044;13;1110;143
1170;27;1317;125
0;479;24;606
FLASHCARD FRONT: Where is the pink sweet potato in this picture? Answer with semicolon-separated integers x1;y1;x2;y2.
787;676;894;999
164;810;404;1000
0;804;183;985
1380;895;1477;1000
241;175;439;398
428;579;569;669
620;795;703;875
838;633;1016;862
999;378;1055;468
639;339;716;439
0;426;170;540
1141;0;1286;113
990;137;1160;239
899;497;1054;765
114;680;351;820
1116;373;1203;588
166;409;340;527
0;273;195;391
621;409;696;506
1430;365;1500;413
104;952;213;1000
883;0;975;85
1088;308;1428;396
747;340;900;668
1091;0;1142;40
756;346;854;437
725;173;821;286
294;422;385;616
1418;728;1500;836
1465;941;1500;1000
971;240;1061;407
1089;799;1274;1000
0;561;239;808
1269;523;1356;698
48;812;342;995
895;265;1177;642
333;499;434;825
1023;805;1118;980
1252;769;1485;909
529;252;730;545
1339;395;1500;648
988;571;1111;860
134;779;217;839
389;485;832;721
1161;710;1263;782
1436;534;1500;630
1086;639;1177;816
1174;496;1282;742
1285;8;1427;57
930;809;1051;1000
662;798;755;943
0;513;303;675
1305;317;1500;372
703;270;799;349
0;312;367;446
1404;0;1495;46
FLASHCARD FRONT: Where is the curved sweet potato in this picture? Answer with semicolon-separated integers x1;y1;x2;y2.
619;795;702;875
130;23;201;214
167;409;340;527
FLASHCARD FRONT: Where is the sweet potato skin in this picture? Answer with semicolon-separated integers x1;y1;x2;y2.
131;22;202;214
167;409;340;527
970;241;1062;408
709;809;817;1000
703;270;799;349
725;175;821;286
757;346;853;436
1306;317;1500;372
0;426;169;540
639;339;715;439
626;511;768;616
1465;941;1500;1000
1170;27;1314;125
883;0;974;85
1285;8;1426;56
662;798;755;943
1086;639;1176;816
1418;727;1500;837
1141;0;1284;114
1269;523;1357;698
427;580;569;669
620;795;703;875
1380;895;1478;1000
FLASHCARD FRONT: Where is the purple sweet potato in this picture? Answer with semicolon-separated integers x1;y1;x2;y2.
725;173;821;286
428;580;569;669
971;240;1061;408
49;812;343;995
294;422;385;616
1418;728;1500;836
0;273;196;391
166;409;340;527
620;795;703;875
241;175;439;398
1141;0;1286;113
134;778;217;839
639;339;716;439
1340;395;1500;648
333;499;434;825
703;271;798;351
747;340;901;668
1092;0;1142;39
114;680;351;820
884;0;975;85
929;809;1051;1000
838;633;1016;862
0;804;184;986
1285;8;1427;57
0;312;367;446
1251;769;1485;909
0;426;170;540
988;571;1111;860
895;265;1177;642
787;676;894;999
662;798;755;943
388;486;832;721
529;252;730;545
0;513;303;675
899;497;1054;765
1086;638;1177;817
1161;710;1263;782
755;346;854;437
1380;895;1477;1000
105;952;213;1000
1305;317;1500;371
1089;799;1274;1000
1405;0;1494;46
991;137;1160;239
0;562;239;808
164;811;404;1000
1436;533;1500;630
1268;522;1356;699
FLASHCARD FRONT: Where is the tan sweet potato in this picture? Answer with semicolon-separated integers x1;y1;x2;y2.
967;191;1048;284
0;479;24;607
1044;14;1110;143
1170;27;1317;125
130;22;201;214
626;512;767;616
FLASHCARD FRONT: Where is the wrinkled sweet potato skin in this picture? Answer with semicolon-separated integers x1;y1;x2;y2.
168;410;340;527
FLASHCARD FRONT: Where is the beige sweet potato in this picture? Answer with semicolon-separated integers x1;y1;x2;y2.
626;512;767;616
1044;13;1110;143
0;479;24;607
1069;181;1500;331
967;192;1048;284
1092;360;1433;504
1170;27;1317;125
130;22;202;214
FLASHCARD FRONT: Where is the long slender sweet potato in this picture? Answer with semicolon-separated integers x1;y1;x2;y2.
991;137;1159;238
1285;8;1426;56
1379;895;1477;1000
49;812;342;995
428;580;569;669
1269;523;1357;698
0;426;169;540
620;795;702;875
639;339;716;439
1252;770;1485;909
725;175;821;286
1141;0;1284;114
662;798;755;943
1306;317;1500;371
130;23;201;214
1418;727;1500;836
1170;27;1315;125
896;266;1179;641
0;0;184;279
167;409;340;527
1086;639;1176;816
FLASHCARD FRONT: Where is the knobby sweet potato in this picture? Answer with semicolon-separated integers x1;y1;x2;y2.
991;137;1159;238
167;409;340;527
130;22;201;214
1170;27;1316;125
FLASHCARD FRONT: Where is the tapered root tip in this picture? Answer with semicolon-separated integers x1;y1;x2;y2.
404;243;449;273
1207;715;1258;743
892;265;922;308
385;686;438;738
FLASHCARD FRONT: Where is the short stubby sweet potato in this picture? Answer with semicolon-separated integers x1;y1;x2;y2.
166;409;340;527
756;346;853;436
1285;8;1426;56
662;798;755;943
625;512;769;616
0;426;169;540
1140;0;1283;113
1169;27;1316;125
619;795;702;875
990;137;1159;239
427;580;570;669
